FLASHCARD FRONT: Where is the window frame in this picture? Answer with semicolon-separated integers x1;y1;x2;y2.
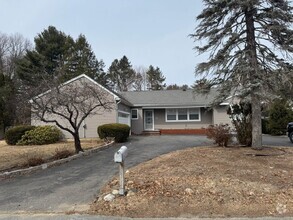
131;109;139;120
166;109;177;121
165;108;201;122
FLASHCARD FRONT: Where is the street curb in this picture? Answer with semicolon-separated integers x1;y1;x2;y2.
0;141;115;179
0;213;292;220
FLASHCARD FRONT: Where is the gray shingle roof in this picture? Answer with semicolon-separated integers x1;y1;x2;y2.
120;89;219;107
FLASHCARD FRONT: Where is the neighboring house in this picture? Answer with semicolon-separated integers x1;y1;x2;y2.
31;74;232;138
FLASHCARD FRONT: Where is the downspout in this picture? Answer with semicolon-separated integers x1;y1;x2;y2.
83;120;86;138
115;97;121;123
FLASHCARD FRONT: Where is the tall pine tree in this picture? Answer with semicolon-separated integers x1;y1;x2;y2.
107;56;136;91
146;65;166;90
191;0;293;149
17;26;106;87
60;34;105;83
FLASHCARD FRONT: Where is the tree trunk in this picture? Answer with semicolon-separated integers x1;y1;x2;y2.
73;133;84;153
245;6;263;150
251;94;263;149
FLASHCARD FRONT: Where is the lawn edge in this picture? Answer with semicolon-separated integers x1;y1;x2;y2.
0;141;114;179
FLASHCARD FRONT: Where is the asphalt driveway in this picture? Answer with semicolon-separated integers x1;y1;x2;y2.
0;135;291;214
0;135;212;213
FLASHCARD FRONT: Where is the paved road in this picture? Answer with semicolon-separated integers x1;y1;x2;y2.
262;134;292;146
0;135;291;215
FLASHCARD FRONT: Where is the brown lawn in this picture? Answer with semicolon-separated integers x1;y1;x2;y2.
0;138;104;172
90;146;293;218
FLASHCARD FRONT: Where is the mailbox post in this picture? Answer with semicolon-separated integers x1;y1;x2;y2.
114;146;128;195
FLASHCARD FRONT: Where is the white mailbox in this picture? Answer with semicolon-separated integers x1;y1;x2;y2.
114;146;128;195
114;146;128;163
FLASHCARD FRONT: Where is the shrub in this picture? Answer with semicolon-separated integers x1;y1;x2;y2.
227;102;252;146
25;157;45;167
17;125;63;145
22;153;45;167
98;123;130;143
206;124;232;147
52;148;74;160
4;125;35;145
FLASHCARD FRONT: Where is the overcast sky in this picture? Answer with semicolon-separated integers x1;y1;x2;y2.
1;0;205;86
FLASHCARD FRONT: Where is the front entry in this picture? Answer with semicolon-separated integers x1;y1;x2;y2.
144;110;154;130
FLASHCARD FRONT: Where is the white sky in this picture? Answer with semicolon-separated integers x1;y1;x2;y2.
0;0;206;86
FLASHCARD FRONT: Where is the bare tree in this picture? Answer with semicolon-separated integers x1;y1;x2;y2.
30;75;114;153
7;33;31;78
133;66;147;91
0;33;32;132
0;33;9;72
0;32;31;77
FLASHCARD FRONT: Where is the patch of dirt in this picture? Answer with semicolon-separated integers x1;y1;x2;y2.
90;146;293;218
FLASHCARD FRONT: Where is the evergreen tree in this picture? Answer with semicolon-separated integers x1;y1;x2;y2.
166;84;189;90
166;84;180;90
0;72;15;130
60;34;106;83
107;56;136;91
146;65;166;90
267;99;293;135
17;26;72;86
190;0;293;149
17;26;106;87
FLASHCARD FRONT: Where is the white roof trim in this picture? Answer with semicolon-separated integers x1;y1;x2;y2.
219;102;230;106
118;110;130;115
30;74;119;102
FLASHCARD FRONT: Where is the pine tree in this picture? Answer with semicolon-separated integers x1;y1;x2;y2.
190;0;293;149
146;65;166;90
107;56;136;91
166;84;180;90
0;72;15;129
166;84;190;90
268;99;293;135
60;34;106;83
17;26;106;87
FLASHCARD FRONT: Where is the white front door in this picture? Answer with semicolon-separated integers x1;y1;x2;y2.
144;110;154;130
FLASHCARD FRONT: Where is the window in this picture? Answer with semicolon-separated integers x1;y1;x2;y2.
178;108;188;120
189;108;199;120
166;109;176;120
131;109;138;120
166;108;200;122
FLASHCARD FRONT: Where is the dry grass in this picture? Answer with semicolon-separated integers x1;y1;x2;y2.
91;146;293;218
0;138;103;172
